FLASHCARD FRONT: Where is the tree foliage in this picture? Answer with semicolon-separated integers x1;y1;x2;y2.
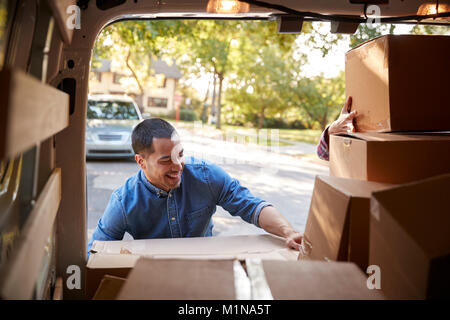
92;19;449;132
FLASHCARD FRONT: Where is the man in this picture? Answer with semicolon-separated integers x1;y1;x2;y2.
317;96;357;161
88;118;302;254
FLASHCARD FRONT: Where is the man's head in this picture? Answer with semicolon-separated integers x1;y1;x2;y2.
132;118;184;192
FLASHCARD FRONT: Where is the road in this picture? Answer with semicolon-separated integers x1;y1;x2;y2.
86;127;328;243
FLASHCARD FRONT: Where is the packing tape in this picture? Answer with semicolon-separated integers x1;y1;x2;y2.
245;258;274;300
298;235;312;260
233;260;251;300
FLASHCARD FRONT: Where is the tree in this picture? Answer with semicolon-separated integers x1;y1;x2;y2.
350;23;396;48
222;20;301;129
287;72;345;130
93;20;190;107
226;43;302;129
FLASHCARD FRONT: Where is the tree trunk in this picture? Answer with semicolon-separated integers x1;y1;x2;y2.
320;108;329;131
216;73;224;130
258;107;265;130
210;72;217;124
126;51;144;111
201;80;211;124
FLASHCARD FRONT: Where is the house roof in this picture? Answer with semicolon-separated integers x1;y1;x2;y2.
92;59;112;73
150;58;182;79
92;58;182;79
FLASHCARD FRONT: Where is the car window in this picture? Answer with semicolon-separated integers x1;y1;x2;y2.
87;100;139;120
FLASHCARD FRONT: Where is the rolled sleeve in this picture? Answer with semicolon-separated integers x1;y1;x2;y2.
205;162;269;228
317;125;330;161
252;201;273;228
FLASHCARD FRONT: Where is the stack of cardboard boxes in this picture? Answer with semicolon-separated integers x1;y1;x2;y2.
87;234;383;300
300;35;450;299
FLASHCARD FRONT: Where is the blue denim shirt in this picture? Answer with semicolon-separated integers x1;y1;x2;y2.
87;157;272;254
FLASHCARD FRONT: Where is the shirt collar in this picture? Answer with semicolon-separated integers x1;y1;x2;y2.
139;169;169;198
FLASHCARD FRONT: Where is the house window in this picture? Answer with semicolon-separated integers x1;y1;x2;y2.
113;73;123;84
148;97;168;108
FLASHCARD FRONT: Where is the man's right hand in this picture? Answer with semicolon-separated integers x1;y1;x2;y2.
328;96;357;135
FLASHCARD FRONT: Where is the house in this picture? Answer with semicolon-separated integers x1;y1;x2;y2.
89;58;182;115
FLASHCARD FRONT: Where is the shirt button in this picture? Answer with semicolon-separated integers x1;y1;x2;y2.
171;217;176;221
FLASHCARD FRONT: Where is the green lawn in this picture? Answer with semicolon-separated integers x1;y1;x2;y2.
277;128;322;145
168;120;322;146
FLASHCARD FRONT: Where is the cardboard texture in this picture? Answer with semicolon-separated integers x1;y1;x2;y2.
117;258;236;300
86;234;297;300
92;275;126;300
330;132;450;184
117;258;383;300
263;260;384;300
301;175;391;270
345;34;450;132
370;174;450;299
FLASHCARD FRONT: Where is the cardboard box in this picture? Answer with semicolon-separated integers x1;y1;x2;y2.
86;234;298;299
117;258;384;300
92;275;126;300
85;253;138;300
300;175;392;270
330;132;450;184
369;174;450;299
345;34;450;132
117;259;236;300
263;260;384;300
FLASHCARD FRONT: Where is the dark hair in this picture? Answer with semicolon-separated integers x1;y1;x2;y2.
132;118;176;154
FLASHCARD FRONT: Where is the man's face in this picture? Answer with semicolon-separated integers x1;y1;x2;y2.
135;137;185;192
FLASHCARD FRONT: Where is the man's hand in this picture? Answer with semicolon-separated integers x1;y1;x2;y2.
284;230;303;251
258;206;303;251
328;96;357;135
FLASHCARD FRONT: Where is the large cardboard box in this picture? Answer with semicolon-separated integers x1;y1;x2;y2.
369;174;450;299
300;175;392;271
345;34;450;132
330;132;450;184
117;258;384;300
86;234;298;299
263;260;384;300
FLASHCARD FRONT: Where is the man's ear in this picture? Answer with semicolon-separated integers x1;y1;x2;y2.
135;154;146;170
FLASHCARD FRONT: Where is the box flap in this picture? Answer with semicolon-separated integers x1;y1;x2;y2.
117;258;236;300
263;260;384;300
92;275;126;300
90;234;293;257
371;174;450;258
87;253;141;269
303;176;391;268
303;176;352;262
318;175;392;199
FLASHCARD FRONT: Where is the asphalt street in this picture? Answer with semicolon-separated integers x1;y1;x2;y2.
86;127;328;244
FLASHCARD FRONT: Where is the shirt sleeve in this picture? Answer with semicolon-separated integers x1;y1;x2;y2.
317;125;330;161
205;162;272;228
87;192;127;255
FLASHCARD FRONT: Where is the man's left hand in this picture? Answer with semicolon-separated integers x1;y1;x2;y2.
285;231;303;251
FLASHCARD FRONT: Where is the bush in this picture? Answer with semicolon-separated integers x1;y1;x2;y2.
263;118;289;129
179;108;198;121
288;119;307;130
